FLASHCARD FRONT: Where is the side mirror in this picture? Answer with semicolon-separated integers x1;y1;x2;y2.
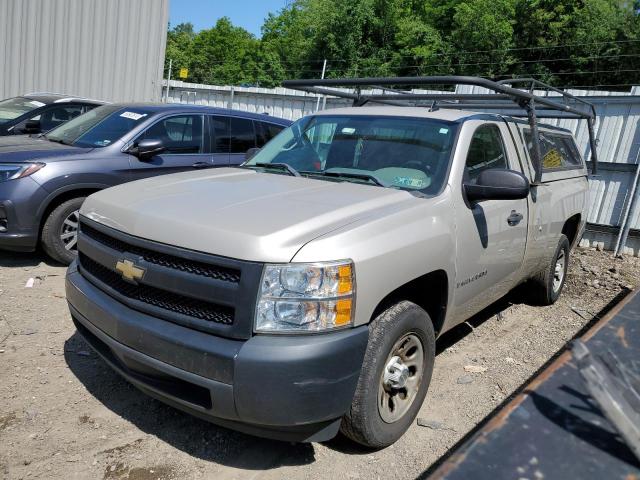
245;147;260;161
133;139;165;161
464;169;530;202
22;119;42;134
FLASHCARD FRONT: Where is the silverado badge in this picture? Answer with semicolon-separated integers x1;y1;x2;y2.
115;259;145;283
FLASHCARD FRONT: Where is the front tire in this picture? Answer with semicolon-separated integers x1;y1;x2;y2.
41;197;85;265
340;301;435;448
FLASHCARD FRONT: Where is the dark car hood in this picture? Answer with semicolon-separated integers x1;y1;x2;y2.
0;135;93;162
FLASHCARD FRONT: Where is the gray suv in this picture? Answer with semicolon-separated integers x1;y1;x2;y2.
0;103;290;264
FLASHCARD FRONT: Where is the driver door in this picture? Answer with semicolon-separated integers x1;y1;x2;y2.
128;114;212;180
452;122;528;320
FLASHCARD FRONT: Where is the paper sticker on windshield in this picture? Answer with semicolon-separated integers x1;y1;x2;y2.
341;127;356;134
120;111;147;121
439;128;449;134
29;100;46;107
394;176;425;188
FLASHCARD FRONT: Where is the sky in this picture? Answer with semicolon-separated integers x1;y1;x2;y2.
169;0;290;37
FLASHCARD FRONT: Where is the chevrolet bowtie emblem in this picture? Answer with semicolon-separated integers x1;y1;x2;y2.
115;259;145;283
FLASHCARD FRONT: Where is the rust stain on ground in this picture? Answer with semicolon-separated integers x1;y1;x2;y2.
104;463;176;480
0;412;17;431
617;325;629;348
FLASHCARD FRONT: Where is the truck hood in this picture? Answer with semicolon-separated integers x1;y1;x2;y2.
0;135;91;162
81;167;416;262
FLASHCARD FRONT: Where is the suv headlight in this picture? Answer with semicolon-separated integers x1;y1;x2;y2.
255;260;355;333
0;163;45;182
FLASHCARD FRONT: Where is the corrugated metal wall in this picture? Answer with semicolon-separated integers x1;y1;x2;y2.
166;80;640;255
0;0;169;102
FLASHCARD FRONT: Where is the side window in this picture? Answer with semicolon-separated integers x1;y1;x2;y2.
525;131;584;170
560;137;584;167
143;115;204;154
230;117;256;153
465;124;508;182
255;121;285;148
211;116;230;153
39;106;84;131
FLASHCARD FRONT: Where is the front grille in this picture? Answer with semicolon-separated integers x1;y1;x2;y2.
81;223;241;283
79;253;234;325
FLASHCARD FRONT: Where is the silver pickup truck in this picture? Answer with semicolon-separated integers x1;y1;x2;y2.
65;77;597;448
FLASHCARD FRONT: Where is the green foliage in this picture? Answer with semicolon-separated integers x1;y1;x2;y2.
165;0;640;89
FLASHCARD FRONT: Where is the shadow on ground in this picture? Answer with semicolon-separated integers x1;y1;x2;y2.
63;285;532;463
435;284;530;355
0;250;61;268
64;332;315;471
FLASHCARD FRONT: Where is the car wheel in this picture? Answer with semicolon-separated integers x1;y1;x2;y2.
340;301;435;448
41;197;85;265
528;234;570;306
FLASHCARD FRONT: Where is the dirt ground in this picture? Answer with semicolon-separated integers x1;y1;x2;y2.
0;247;638;480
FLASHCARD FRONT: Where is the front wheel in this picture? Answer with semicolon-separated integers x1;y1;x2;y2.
41;197;85;265
340;301;435;448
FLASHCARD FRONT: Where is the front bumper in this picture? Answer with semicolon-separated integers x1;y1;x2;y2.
0;177;45;252
65;261;369;442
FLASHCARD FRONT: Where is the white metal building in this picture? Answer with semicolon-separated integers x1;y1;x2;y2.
0;0;169;102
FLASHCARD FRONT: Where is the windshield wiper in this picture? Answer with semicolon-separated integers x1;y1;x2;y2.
252;162;301;177
307;171;388;187
45;137;72;146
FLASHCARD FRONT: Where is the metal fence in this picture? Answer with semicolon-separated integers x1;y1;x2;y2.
164;80;640;255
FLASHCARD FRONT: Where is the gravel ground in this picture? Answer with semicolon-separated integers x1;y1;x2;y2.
0;247;638;480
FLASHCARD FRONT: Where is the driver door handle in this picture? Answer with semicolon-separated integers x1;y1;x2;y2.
192;162;209;169
507;210;523;226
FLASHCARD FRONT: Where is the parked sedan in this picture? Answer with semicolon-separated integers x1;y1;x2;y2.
0;103;291;264
0;93;106;135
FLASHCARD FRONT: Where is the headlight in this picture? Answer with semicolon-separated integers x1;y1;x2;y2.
255;260;355;333
0;163;45;182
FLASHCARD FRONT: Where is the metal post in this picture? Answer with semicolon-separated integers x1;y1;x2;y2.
315;59;327;112
164;59;172;103
525;100;544;184
614;156;640;257
228;86;235;109
587;117;599;175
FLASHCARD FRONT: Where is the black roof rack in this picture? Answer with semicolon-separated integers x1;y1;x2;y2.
282;76;599;183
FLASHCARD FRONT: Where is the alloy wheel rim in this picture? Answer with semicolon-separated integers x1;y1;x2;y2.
553;250;566;292
378;333;424;423
60;210;80;251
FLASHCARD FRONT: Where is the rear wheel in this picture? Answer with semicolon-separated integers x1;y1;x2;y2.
528;234;570;305
41;197;85;265
340;301;435;448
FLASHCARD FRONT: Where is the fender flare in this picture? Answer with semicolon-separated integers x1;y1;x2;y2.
36;183;110;225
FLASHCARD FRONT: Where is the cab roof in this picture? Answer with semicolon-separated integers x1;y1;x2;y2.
315;106;572;134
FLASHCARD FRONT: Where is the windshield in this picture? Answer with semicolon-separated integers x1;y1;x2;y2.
245;115;458;194
0;97;44;124
46;105;153;147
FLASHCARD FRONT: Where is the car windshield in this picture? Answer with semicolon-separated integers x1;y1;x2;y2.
244;115;458;194
45;105;153;147
0;97;44;124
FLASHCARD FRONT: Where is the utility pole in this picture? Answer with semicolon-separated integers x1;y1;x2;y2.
315;59;327;112
164;59;173;103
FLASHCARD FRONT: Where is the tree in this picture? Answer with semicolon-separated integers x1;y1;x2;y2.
450;0;517;77
165;22;196;78
164;0;640;89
